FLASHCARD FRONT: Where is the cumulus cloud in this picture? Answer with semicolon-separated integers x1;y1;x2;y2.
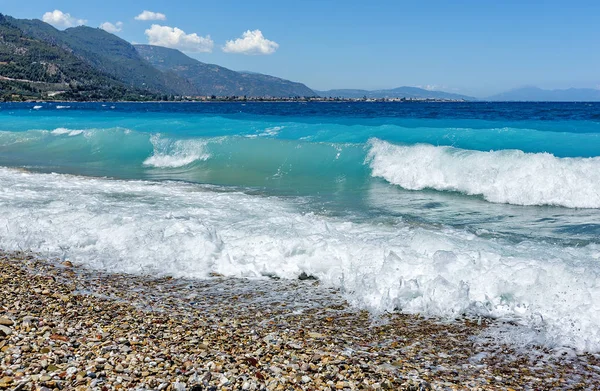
144;24;213;53
222;30;279;55
135;10;167;21
42;10;87;28
100;21;123;33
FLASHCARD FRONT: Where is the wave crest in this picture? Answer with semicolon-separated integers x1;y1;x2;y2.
367;139;600;208
143;134;211;168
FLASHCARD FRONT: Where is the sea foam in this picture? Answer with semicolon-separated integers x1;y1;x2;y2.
1;167;600;352
143;134;211;168
51;128;84;136
367;139;600;208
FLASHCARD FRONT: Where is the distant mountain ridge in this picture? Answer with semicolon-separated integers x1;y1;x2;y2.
135;45;315;97
316;87;475;100
487;86;600;102
0;13;316;99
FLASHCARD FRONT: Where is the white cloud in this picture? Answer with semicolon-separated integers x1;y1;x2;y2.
100;21;123;33
42;10;87;28
135;10;167;21
416;84;451;91
144;24;213;53
222;30;279;55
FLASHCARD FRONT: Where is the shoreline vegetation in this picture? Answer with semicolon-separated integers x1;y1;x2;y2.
1;251;598;390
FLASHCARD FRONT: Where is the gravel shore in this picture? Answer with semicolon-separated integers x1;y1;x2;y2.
1;251;599;390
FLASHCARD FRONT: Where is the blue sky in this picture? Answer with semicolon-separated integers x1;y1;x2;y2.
3;1;600;96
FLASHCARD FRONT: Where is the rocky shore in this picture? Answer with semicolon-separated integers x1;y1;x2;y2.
0;251;599;390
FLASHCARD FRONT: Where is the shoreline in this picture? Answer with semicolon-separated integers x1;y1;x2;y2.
1;251;599;390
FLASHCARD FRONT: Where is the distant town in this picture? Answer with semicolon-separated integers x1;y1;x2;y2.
6;94;468;103
174;96;469;103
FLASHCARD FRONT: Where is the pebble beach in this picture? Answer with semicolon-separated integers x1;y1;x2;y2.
1;251;599;391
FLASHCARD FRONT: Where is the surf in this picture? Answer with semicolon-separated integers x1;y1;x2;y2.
2;127;599;209
1;167;600;351
367;138;600;208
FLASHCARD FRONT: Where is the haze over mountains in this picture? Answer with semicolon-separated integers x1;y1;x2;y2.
1;13;599;101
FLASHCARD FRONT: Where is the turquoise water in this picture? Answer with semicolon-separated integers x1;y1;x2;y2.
1;101;600;351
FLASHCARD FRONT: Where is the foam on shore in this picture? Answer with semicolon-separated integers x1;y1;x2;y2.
1;167;599;352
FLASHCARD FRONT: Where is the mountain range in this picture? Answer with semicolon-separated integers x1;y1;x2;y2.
0;13;315;100
316;87;474;101
134;44;314;97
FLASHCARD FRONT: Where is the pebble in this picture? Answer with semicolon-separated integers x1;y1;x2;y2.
0;325;12;336
0;251;598;391
0;317;13;326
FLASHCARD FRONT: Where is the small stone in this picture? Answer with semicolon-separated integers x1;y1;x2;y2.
47;365;59;372
50;334;68;342
0;325;12;336
0;377;12;385
22;316;36;328
0;317;13;326
62;261;74;267
173;381;187;391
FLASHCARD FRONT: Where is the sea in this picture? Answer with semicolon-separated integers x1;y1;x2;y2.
1;101;599;352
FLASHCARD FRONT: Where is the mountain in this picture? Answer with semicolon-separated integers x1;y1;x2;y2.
487;86;600;102
4;16;194;95
316;87;475;100
135;44;316;97
0;14;151;100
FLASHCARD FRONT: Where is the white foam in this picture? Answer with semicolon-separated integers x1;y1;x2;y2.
1;167;600;352
56;105;71;109
51;128;84;137
367;139;600;208
258;126;284;137
143;134;211;168
33;105;42;110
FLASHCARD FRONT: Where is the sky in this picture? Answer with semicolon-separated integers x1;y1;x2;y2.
2;0;600;97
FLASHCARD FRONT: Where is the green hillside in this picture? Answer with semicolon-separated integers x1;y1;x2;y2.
1;13;316;100
135;44;315;97
0;14;156;101
5;16;195;95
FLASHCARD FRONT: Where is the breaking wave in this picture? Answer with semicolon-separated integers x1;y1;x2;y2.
1;167;599;352
367;139;600;208
143;134;211;168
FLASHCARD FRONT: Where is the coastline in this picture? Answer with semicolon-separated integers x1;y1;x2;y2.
1;251;598;390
